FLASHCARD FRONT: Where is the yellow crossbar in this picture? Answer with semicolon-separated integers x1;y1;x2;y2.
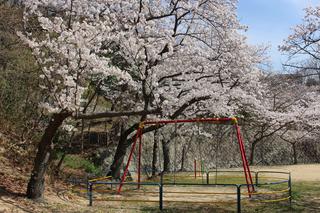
163;200;237;204
252;196;291;203
94;198;159;203
242;188;290;195
72;187;289;197
258;176;288;180
94;198;236;204
89;176;112;182
118;191;236;195
163;191;236;195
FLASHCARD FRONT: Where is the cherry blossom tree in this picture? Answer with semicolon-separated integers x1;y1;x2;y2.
19;0;134;199
104;0;267;178
280;6;320;77
280;125;317;164
278;5;320;164
279;5;320;129
19;0;267;199
242;72;320;164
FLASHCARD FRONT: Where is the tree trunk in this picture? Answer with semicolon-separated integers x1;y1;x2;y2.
162;139;171;172
249;141;257;165
180;145;186;171
292;143;298;164
54;152;66;177
27;112;70;200
107;97;203;178
108;123;161;179
151;129;159;176
108;123;132;179
54;131;76;177
108;138;128;179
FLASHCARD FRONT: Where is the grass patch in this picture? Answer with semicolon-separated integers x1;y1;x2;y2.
138;181;320;212
70;171;319;212
67;180;320;212
63;155;102;176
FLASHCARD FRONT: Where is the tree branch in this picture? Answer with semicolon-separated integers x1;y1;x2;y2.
170;95;210;119
74;108;161;120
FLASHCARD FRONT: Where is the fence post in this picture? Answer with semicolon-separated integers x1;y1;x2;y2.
206;172;209;184
288;173;292;207
86;179;89;198
237;185;241;213
255;172;259;186
89;183;93;206
160;172;164;186
159;184;163;210
215;170;218;184
160;173;164;210
194;159;197;179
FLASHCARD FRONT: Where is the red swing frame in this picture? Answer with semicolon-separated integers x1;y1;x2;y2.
117;117;254;195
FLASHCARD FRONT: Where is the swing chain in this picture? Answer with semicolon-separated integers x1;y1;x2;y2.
173;122;178;183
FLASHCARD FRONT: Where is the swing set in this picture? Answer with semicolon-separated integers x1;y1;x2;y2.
117;117;255;195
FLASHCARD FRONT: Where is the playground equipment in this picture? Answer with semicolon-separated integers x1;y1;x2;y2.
118;117;254;195
70;170;292;212
70;117;292;212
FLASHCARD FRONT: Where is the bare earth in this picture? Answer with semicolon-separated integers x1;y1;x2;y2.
251;164;320;181
0;163;319;212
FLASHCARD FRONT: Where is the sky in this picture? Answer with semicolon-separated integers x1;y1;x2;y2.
237;0;319;71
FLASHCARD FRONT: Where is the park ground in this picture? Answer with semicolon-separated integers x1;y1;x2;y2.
0;143;320;213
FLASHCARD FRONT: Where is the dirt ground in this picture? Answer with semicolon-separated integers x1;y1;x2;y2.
0;163;319;212
251;164;320;181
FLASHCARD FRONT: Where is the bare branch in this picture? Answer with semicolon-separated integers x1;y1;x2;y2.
75;108;161;120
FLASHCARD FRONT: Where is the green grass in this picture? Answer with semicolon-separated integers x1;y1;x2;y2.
158;174;261;185
63;155;102;176
246;181;320;213
69;171;320;212
69;177;320;212
137;181;320;212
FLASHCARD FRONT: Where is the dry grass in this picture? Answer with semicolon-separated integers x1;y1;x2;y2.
0;138;319;213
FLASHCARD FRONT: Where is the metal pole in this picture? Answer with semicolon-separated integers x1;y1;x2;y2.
161;171;164;185
160;172;164;210
86;179;89;198
194;158;197;179
201;160;204;184
288;173;292;207
143;117;235;125
118;127;141;193
239;136;254;192
159;184;163;210
138;129;142;189
215;169;218;184
89;183;93;206
235;124;253;196
173;122;177;185
237;185;241;213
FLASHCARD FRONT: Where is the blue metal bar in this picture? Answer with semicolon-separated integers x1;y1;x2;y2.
237;185;241;213
159;184;163;210
288;173;292;206
85;170;292;211
89;183;93;206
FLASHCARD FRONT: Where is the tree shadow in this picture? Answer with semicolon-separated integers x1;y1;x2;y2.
0;185;25;197
0;186;34;213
